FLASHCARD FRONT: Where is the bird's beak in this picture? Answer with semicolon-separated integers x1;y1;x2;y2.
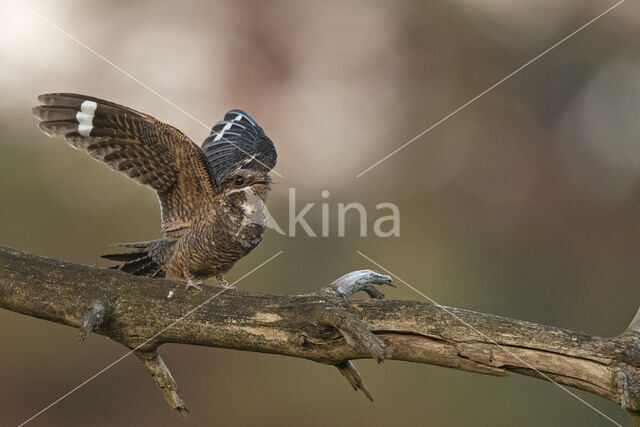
251;180;271;191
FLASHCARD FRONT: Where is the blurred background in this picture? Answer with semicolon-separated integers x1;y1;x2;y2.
1;0;639;425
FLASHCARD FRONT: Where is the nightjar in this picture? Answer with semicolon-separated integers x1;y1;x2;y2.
33;93;277;290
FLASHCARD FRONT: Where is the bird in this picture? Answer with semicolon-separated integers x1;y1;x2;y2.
32;93;277;291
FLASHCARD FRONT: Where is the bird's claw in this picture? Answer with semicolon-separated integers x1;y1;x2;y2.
216;275;236;290
184;283;203;291
184;276;204;292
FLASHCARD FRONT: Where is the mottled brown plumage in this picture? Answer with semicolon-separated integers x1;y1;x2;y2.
33;93;277;290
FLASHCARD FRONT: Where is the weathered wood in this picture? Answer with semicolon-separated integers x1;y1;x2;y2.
0;245;638;418
136;350;188;416
336;360;373;401
321;269;395;299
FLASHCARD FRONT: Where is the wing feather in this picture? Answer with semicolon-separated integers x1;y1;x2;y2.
33;93;215;236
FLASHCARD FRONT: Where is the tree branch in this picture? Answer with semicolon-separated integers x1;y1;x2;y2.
136;350;188;416
0;245;638;419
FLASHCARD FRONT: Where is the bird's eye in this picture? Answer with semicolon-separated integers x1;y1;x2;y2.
234;175;244;186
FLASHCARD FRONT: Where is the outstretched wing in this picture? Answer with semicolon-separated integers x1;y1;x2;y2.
201;109;277;185
33;93;215;236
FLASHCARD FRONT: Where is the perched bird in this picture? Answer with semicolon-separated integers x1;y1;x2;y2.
32;93;277;290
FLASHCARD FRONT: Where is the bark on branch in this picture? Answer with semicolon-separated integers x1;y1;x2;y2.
0;245;638;421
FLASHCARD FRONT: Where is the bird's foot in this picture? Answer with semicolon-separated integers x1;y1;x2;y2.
184;274;204;292
216;274;236;290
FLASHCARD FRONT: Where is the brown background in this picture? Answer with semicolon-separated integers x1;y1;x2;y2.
1;1;639;426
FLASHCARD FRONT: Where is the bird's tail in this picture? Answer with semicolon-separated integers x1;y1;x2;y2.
101;241;165;278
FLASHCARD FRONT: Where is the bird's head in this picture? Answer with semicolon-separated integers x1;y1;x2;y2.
219;169;272;201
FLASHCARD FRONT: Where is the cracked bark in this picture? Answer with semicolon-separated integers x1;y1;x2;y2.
0;245;638;423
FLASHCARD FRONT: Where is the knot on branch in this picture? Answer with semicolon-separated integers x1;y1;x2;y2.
311;269;394;363
307;305;386;363
306;269;394;401
616;365;640;414
79;299;109;341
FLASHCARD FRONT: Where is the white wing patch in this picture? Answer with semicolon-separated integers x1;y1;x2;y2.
76;100;97;136
213;113;244;142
